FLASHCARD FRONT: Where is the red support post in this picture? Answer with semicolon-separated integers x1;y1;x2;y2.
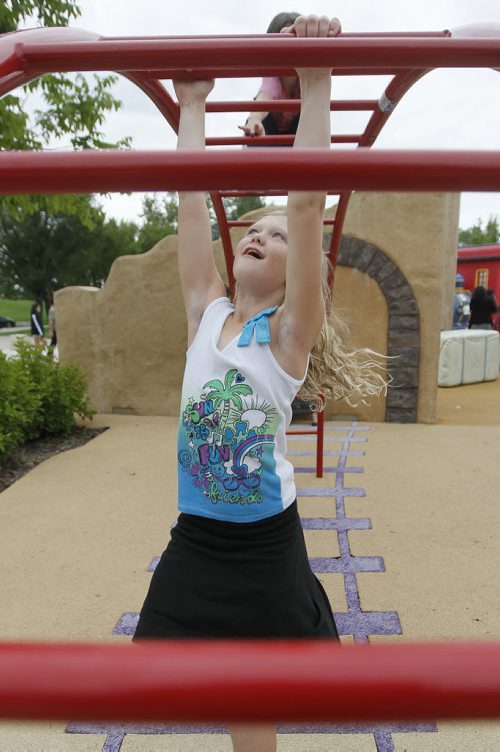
316;408;325;479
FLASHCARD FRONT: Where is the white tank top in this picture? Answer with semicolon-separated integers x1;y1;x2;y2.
177;297;307;523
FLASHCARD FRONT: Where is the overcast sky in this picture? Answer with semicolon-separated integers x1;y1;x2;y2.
43;0;500;229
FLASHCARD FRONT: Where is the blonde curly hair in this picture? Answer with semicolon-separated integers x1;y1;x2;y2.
302;252;389;410
258;210;389;410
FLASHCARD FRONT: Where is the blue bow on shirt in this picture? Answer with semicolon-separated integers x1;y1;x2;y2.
237;306;278;347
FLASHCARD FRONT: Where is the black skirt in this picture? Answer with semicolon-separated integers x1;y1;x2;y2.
134;501;339;640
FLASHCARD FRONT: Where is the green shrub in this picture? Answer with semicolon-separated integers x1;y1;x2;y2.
0;341;95;464
0;351;41;458
39;361;94;436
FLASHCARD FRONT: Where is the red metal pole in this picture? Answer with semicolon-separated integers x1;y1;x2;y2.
327;191;352;284
205;100;378;113
360;69;429;147
122;72;179;132
2;641;500;723
210;192;236;292
142;66;398;80
316;408;325;478
2;149;500;195
206;135;360;146
18;37;500;75
228;219;336;227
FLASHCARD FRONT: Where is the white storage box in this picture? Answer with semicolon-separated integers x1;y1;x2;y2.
439;329;500;387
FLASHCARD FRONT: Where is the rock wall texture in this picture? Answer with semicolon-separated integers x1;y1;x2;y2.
56;192;459;423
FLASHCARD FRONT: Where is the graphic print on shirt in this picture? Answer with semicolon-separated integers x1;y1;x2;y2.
178;368;279;507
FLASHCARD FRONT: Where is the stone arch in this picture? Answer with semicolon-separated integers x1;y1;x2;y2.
337;235;420;423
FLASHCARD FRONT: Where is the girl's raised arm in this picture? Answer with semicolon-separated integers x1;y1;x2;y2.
280;16;340;358
174;79;226;345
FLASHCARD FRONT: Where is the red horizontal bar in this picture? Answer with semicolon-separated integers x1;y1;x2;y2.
206;135;360;146
146;67;399;79
227;219;336;227
19;36;500;75
219;191;342;198
341;31;451;37
205;100;378;113
2;641;500;723
2;149;500;194
219;191;288;197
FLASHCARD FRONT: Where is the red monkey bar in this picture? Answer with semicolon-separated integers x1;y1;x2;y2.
2;641;500;723
11;36;500;74
2;149;500;194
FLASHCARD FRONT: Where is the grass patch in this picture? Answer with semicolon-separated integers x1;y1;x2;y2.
0;330;30;337
0;299;47;325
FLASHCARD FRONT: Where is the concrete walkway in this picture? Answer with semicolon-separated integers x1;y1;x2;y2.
1;380;500;750
0;331;32;356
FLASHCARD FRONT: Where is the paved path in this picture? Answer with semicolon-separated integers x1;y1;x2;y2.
0;332;31;355
0;380;500;750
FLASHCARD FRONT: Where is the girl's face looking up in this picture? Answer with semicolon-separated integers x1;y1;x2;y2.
233;214;288;294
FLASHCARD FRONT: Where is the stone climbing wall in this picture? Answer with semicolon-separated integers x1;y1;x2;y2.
56;191;459;423
337;192;460;423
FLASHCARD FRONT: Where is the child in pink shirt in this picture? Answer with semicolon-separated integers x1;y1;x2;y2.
239;12;302;138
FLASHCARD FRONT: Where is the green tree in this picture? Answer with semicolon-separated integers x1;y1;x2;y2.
224;196;266;221
83;216;139;287
1;0;128;151
1;0;134;301
1;1;83;34
0;199;140;300
458;216;499;246
1;0;130;220
135;193;266;249
136;194;178;252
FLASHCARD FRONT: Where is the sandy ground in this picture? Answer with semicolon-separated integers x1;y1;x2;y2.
0;377;499;751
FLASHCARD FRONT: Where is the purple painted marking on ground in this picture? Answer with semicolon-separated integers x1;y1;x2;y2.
374;729;396;752
301;517;371;531
148;557;159;572
114;607;400;639
338;532;351;560
288;449;365;456
334;497;346;520
334;610;402;640
344;572;361;612
296;487;366;497
290;424;369;433
113;612;138;636
102;732;126;752
310;556;385;574
325;426;370;432
66;721;436;738
287;435;367;443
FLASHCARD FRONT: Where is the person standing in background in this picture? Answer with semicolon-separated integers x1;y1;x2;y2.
486;288;499;330
48;302;57;351
30;301;45;345
468;285;497;329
